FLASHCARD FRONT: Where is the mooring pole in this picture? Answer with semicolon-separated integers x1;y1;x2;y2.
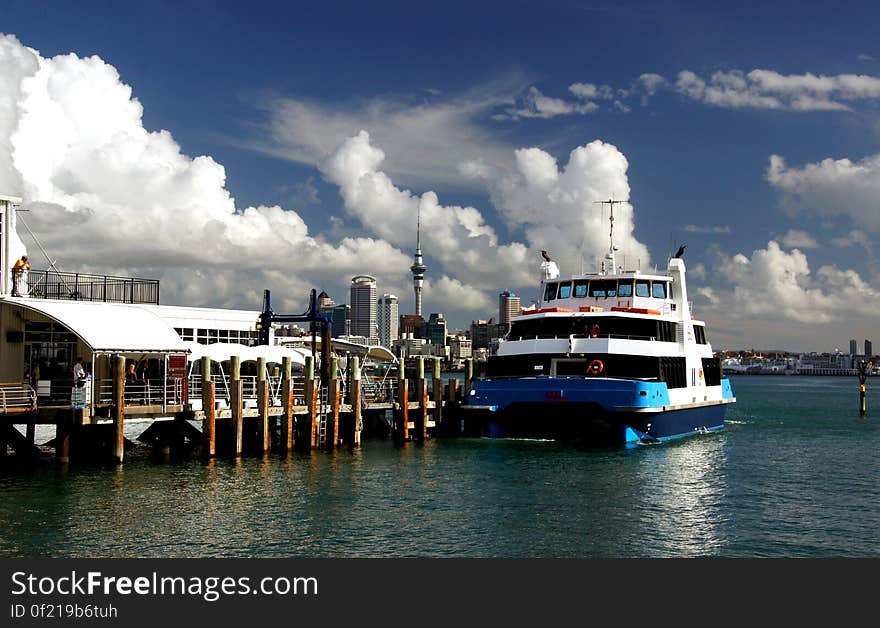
201;356;216;458
395;362;409;442
349;355;362;447
231;355;243;456
112;354;125;464
432;357;443;430
416;357;427;442
326;356;339;450
281;356;294;451
257;356;270;453
303;355;316;450
858;360;869;416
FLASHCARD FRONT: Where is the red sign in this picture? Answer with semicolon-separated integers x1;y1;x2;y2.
168;354;187;379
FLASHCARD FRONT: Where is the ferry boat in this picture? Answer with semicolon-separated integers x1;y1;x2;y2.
463;201;735;446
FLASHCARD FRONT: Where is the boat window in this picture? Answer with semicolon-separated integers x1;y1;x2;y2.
573;279;589;298
544;282;557;301
589;280;616;298
652;282;668;299
635;281;650;297
618;281;633;297
557;282;572;299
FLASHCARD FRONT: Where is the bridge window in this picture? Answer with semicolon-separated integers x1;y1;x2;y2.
573;279;589;298
557;282;572;299
618;281;633;297
635;281;650;297
589;280;616;298
652;282;668;299
544;283;558;301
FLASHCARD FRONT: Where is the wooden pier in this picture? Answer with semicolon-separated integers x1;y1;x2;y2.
0;356;471;464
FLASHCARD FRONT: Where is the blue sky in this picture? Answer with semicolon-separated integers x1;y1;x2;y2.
2;1;880;351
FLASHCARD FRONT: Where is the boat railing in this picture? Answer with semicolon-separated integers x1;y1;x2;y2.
570;333;658;341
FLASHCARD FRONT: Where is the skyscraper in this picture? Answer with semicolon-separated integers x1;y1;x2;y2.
850;339;858;356
866;339;873;358
424;312;447;346
377;293;399;348
350;275;377;342
410;209;427;316
499;290;521;325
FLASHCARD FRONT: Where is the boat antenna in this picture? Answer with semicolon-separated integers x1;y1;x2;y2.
594;198;623;275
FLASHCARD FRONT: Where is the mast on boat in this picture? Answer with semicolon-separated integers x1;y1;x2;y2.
594;198;624;275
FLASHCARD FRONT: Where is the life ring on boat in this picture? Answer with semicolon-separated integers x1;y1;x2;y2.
589;324;600;338
588;359;604;375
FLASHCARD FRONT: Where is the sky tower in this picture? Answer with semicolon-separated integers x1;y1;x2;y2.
410;209;427;316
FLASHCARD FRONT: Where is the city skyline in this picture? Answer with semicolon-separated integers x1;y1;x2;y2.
2;3;880;352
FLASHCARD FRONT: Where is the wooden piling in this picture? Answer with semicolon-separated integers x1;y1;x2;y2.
257;357;270;453
415;357;428;442
200;356;216;458
348;356;362;447
395;365;409;442
112;354;125;464
464;358;474;401
230;355;243;456
281;356;294;451
202;380;216;458
326;356;339;450
432;357;443;430
302;356;316;451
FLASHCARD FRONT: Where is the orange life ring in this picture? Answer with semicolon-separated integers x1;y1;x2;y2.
588;359;604;375
590;324;600;338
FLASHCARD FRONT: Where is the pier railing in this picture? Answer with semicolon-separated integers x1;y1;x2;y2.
26;269;160;304
0;382;37;414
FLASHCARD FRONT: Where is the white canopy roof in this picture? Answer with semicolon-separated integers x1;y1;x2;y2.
277;336;397;363
181;341;307;366
3;297;188;353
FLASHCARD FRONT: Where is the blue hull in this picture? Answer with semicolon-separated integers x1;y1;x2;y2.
464;377;733;446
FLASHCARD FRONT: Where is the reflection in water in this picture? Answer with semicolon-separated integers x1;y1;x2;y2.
631;436;728;557
2;376;880;557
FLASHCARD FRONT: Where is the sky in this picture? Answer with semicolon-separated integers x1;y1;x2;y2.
2;0;880;352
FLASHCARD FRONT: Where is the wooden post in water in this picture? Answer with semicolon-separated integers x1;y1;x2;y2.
303;355;316;451
281;356;294;451
112;354;125;464
395;362;409;442
464;358;474;402
432;357;443;431
230;355;243;456
257;356;270;453
326;356;339;450
415;357;427;442
200;356;216;458
858;360;869;416
348;356;362;447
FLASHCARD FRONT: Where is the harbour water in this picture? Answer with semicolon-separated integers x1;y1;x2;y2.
1;375;878;558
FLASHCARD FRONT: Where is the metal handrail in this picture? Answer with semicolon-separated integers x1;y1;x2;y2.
0;382;37;412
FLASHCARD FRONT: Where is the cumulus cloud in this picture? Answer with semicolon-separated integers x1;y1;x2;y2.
780;229;818;249
0;33;410;313
767;153;880;231
677;68;880;111
318;130;532;290
709;241;880;324
468;140;651;273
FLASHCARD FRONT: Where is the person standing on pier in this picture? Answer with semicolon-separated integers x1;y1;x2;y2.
11;254;29;297
73;357;86;386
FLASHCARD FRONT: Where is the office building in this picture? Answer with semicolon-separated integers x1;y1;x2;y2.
349;275;377;343
377;293;399;349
